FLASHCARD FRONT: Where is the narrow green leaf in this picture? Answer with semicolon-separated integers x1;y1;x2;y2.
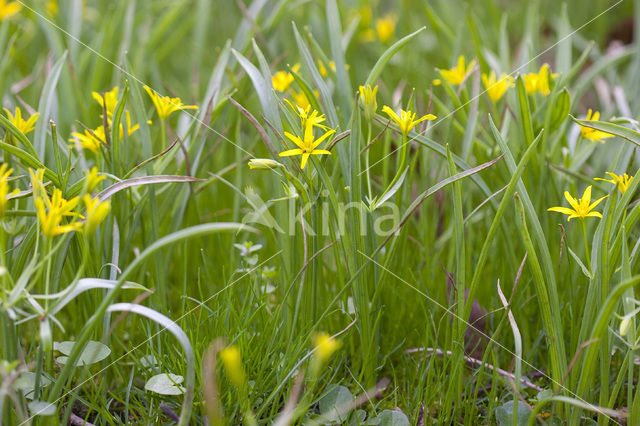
232;49;283;133
33;51;68;161
364;27;426;87
515;75;534;145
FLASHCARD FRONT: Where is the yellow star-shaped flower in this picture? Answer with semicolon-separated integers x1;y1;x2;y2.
439;56;475;85
279;122;335;170
548;185;608;221
580;109;614;143
381;105;436;137
143;86;198;120
595;172;633;194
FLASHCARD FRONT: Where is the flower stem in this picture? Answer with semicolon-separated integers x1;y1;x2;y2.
365;123;372;201
582;219;591;275
160;118;167;151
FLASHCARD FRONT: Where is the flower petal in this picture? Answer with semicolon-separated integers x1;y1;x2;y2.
582;185;593;205
311;129;336;149
382;105;400;124
284;132;305;149
279;149;303;157
300;153;310;169
588;195;609;211
564;191;579;210
547;207;577;216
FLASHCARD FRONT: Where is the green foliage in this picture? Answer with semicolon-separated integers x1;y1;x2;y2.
0;0;639;424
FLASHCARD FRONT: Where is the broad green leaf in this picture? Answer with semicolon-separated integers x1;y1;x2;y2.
318;384;354;423
55;340;111;366
28;401;56;417
365;409;410;426
145;373;185;395
495;400;531;426
13;372;52;400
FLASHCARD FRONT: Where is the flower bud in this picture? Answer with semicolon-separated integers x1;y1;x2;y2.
359;84;378;121
248;158;283;170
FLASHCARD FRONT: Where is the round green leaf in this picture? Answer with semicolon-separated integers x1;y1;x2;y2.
145;373;185;395
55;340;111;366
28;400;56;416
13;372;52;399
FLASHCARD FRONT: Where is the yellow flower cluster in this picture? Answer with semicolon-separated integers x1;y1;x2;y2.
0;0;20;21
355;7;396;43
29;169;111;238
143;86;198;120
482;71;515;102
439;56;475;86
3;107;39;135
272;64;300;92
596;172;633;194
279;104;335;170
522;64;556;96
70;86;144;153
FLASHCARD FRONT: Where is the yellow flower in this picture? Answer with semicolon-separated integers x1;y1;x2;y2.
69;126;106;152
0;164;19;218
82;195;110;234
360;28;376;42
482;71;515;102
317;60;329;78
286;102;329;136
248;159;283;170
352;5;372;27
143;86;198;120
580;109;614;143
219;346;246;388
313;332;341;363
359;84;378;121
0;0;21;20
595;172;633;194
382;105;436;137
432;79;441;86
439;56;475;85
376;15;395;42
92;86;119;119
290;89;320;110
272;64;300;92
118;110;140;137
29;169;46;199
547;185;608;221
3;107;39;135
85;167;105;193
45;0;58;16
522;64;555;96
33;184;81;238
279;121;335;170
